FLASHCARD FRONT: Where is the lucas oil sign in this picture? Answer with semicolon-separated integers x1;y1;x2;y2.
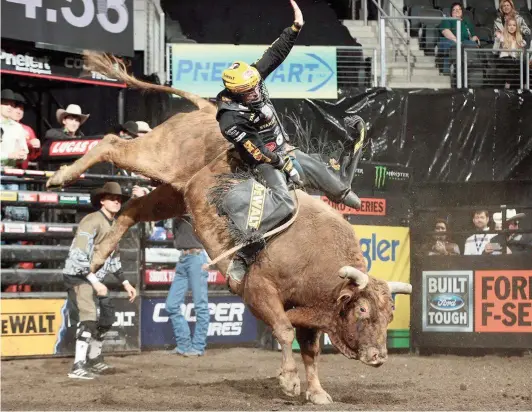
141;295;258;347
422;271;473;332
475;270;532;333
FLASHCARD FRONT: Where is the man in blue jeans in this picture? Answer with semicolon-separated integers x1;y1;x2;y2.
165;215;210;357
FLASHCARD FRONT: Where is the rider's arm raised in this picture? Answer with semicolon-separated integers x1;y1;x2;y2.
252;25;302;81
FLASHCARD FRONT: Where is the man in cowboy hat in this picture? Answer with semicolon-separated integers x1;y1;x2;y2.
62;181;137;379
1;89;29;167
484;209;530;255
118;121;139;140
44;103;89;141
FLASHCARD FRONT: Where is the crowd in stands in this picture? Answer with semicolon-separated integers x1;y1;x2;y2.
405;0;532;87
423;209;532;256
1;87;176;292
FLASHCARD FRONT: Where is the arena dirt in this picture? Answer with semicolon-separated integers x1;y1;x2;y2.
2;348;532;411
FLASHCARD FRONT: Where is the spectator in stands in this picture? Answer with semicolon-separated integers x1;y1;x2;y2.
62;181;137;379
423;218;460;256
165;215;210;357
494;0;531;48
484;209;527;255
437;2;479;74
493;18;528;88
44;104;89;141
10;93;41;168
117;121;139;140
463;210;497;255
136;121;152;136
1;89;28;168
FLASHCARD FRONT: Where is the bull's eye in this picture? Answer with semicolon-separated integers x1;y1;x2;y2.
360;307;367;313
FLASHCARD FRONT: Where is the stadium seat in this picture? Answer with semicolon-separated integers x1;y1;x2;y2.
434;0;459;10
472;7;498;28
520;7;532;28
404;0;434;14
475;26;494;46
409;5;439;37
418;8;445;54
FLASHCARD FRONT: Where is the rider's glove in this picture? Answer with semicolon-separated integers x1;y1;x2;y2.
279;156;303;187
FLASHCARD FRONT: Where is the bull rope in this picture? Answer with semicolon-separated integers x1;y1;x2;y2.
205;188;300;270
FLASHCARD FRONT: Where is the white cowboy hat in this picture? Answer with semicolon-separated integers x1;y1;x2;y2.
56;104;90;125
136;121;152;133
493;209;526;224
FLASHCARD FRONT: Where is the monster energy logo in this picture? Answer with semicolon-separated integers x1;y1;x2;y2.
375;166;387;189
374;166;410;189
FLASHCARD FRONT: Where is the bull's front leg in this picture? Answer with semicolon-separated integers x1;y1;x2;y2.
46;134;123;189
90;184;186;273
296;327;333;405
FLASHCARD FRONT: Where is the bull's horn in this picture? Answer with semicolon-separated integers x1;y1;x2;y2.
338;266;369;290
388;281;412;294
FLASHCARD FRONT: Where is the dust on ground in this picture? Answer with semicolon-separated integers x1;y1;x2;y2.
2;348;532;411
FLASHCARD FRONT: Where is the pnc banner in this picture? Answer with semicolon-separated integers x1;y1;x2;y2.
169;43;338;99
353;225;411;346
475;270;532;333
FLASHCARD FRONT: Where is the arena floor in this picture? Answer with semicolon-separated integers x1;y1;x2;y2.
2;348;532;411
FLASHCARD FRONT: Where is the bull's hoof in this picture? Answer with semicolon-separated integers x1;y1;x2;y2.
305;389;333;405
278;370;300;397
45;166;70;190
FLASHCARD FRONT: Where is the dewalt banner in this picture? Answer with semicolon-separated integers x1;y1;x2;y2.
353;225;411;341
1;299;66;357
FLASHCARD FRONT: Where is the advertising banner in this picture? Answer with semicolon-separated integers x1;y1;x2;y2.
321;197;386;216
353;225;411;347
1;299;65;357
141;295;258;348
145;269;226;286
422;270;474;332
1;297;139;358
475;270;532;333
1;42;126;86
169;43;337;99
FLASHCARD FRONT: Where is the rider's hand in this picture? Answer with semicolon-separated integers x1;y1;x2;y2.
280;156;303;187
287;168;303;187
290;0;304;27
93;281;108;297
124;282;137;302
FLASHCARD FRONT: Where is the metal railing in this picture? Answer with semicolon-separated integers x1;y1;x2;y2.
378;16;463;88
337;47;379;87
464;48;528;89
528;50;531;90
145;0;166;83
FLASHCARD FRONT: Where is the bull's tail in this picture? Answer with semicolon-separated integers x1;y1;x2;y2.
83;51;216;114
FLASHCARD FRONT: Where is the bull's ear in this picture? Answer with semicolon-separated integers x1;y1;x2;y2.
337;288;354;307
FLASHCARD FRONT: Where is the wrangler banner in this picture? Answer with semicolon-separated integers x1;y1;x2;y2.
353;225;411;348
168;44;337;99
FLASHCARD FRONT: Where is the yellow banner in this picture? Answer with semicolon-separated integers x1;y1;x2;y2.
0;191;18;201
1;299;66;357
353;225;411;330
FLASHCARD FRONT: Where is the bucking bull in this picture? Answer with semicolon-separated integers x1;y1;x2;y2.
46;53;412;405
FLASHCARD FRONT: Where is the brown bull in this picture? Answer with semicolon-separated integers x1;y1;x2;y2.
46;53;412;404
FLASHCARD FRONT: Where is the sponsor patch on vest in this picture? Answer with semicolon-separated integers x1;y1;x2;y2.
246;182;266;230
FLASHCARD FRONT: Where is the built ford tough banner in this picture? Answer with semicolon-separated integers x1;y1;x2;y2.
168;44;338;99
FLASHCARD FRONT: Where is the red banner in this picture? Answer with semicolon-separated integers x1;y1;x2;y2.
145;269;226;285
475;270;532;333
321;196;386;216
48;140;100;157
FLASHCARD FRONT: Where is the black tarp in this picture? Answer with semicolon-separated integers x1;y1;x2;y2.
271;88;532;183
